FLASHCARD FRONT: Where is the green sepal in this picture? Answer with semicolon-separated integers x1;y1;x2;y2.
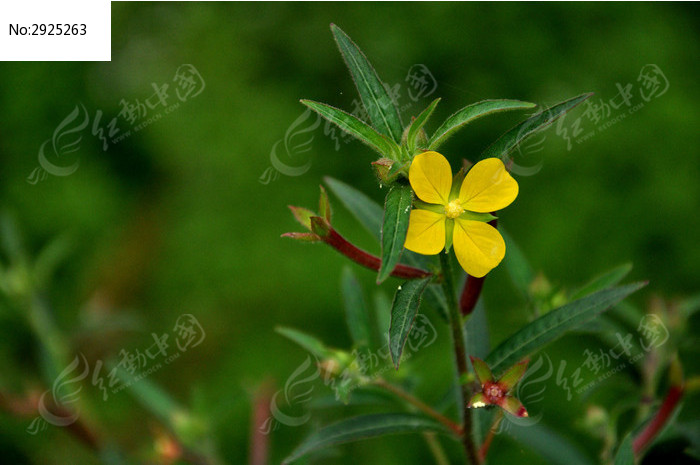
468;392;488;408
288;205;316;231
281;232;320;242
502;396;529;418
459;211;497;223
310;216;331;238
319;185;332;222
469;356;494;384
444;221;454;252
498;359;529;392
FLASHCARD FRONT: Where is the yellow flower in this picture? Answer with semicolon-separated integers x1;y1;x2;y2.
403;151;518;277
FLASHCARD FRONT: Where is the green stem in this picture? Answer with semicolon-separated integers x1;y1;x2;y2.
373;378;462;436
440;252;479;464
424;432;450;465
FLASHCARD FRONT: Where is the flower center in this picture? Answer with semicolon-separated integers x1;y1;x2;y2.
483;382;505;403
444;200;464;219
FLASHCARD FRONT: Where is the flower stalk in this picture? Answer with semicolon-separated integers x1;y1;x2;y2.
440;252;480;464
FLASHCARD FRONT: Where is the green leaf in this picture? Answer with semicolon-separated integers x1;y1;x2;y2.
378;184;413;284
406;98;440;152
276;326;331;359
330;24;403;143
422;283;450;323
33;233;73;289
373;290;392;338
465;299;490;359
570;263;633;301
485;282;646;373
510;423;595;465
500;228;535;299
389;277;431;369
282;413;450;464
428;99;537;151
109;363;184;428
341;267;372;351
481;93;593;160
680;293;700;319
324;177;383;241
613;433;634;465
301;100;399;157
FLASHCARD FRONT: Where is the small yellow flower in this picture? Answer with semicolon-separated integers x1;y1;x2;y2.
404;151;518;277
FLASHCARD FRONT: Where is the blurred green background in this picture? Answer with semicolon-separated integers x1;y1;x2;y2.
0;2;698;464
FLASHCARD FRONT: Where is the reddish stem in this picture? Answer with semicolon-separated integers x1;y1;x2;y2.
479;410;503;461
249;382;273;465
322;227;432;280
632;385;684;455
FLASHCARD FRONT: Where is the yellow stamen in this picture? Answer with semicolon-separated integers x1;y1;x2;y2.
444;200;464;219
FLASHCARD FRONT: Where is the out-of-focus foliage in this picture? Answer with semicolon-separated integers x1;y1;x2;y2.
0;3;697;464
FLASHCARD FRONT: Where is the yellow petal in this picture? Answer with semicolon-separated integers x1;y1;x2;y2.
404;209;446;255
459;158;518;213
409;151;453;205
453;219;505;277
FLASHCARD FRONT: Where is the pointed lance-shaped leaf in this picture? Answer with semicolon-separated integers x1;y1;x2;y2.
301;100;399;158
429;99;537;151
481;93;593;161
275;326;332;359
341;267;372;352
485;282;646;373
570;262;633;301
324;176;383;242
378;184;413;284
389;277;431;369
406;98;440;152
282;412;452;464
330;23;404;143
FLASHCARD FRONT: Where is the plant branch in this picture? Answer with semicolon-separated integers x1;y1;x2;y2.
373;378;462;436
315;224;432;279
632;384;684;455
440;252;480;464
478;409;503;461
